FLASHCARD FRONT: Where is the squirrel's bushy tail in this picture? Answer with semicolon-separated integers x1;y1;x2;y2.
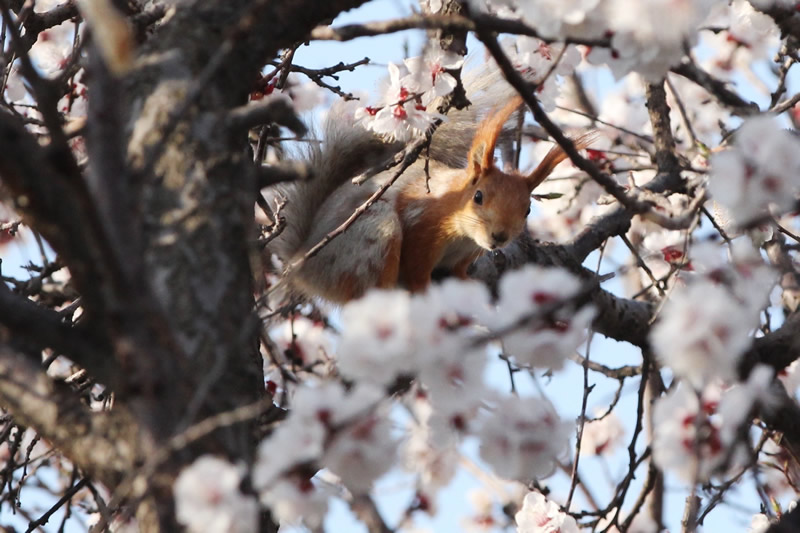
427;67;518;168
270;102;399;262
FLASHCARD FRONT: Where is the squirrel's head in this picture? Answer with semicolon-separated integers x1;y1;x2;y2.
462;166;531;250
459;96;542;251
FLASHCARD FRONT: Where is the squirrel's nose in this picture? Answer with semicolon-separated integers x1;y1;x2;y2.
491;231;508;245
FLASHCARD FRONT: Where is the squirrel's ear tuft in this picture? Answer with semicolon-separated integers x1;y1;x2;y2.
467;95;523;177
527;131;598;192
469;143;487;179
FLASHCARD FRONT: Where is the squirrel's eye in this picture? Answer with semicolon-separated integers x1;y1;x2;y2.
526;206;531;216
474;190;483;205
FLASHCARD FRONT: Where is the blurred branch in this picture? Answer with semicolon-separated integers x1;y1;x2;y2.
0;281;114;378
672;61;759;115
26;477;88;532
351;494;393;533
739;312;800;378
0;112;123;319
19;0;79;52
311;12;611;48
227;98;307;136
0;346;142;487
644;81;680;173
257;161;312;189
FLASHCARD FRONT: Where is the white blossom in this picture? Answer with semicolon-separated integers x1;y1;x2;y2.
495;266;594;370
475;0;607;40
717;365;778;443
254;382;395;495
702;0;778;77
273;315;335;366
260;477;329;530
580;410;625;456
516;0;602;38
338;280;492;390
502;37;581;111
418;345;489;430
420;0;444;13
709;115;800;226
410;278;493;365
337;289;416;386
403;48;465;103
639;229;691;287
285;74;326;111
356;61;442;142
174;456;258;533
654;370;774;484
4;67;27;103
779;360;800;397
478;395;571;481
652;381;763;483
464;488;498;531
515;492;579;533
322;407;397;493
760;438;800;496
650;279;759;388
652;386;726;482
748;513;772;533
29;23;78;78
253;411;326;486
403;395;460;493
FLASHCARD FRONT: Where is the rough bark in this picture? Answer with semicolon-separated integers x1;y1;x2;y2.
0;1;369;530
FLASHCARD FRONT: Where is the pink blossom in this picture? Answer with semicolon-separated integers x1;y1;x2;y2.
494;266;595;370
748;513;772;533
322;407;397;493
337;289;416;386
174;456;258;533
515;492;579;533
650;279;759;388
478;395;571;481
358;62;440;141
580;410;625;456
709;115;800;226
273;315;334;366
651;380;767;483
260;477;330;530
403;48;465;102
403;395;460;494
254;382;395;495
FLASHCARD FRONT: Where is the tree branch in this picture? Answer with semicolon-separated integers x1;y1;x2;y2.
470;233;654;348
0;282;115;380
310;12;610;47
226;98;307;136
0;347;143;487
671;61;759;115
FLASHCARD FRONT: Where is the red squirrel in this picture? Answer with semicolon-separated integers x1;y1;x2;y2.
270;92;592;304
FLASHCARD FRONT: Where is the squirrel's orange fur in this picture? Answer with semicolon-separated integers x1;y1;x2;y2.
270;94;593;304
393;96;592;293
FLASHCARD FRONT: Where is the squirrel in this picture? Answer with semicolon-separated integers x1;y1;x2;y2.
268;78;593;304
